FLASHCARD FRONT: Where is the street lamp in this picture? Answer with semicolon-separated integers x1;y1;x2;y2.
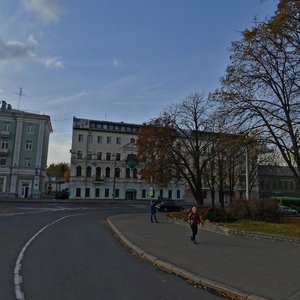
245;145;249;200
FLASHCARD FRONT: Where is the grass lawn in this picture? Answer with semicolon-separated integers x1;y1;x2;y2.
220;217;300;238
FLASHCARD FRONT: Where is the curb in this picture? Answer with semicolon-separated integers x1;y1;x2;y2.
107;217;267;300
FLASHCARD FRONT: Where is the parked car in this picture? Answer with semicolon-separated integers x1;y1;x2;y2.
279;205;298;216
156;202;184;212
55;189;69;199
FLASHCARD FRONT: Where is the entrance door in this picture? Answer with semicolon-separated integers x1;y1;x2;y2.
126;191;137;200
21;184;30;198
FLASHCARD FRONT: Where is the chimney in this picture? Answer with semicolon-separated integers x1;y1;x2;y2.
1;101;7;111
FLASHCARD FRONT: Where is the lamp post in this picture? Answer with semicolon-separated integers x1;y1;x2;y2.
245;146;249;200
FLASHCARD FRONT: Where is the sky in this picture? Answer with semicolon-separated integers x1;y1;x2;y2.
0;0;278;164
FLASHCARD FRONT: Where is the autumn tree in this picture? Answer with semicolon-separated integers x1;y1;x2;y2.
46;162;70;181
210;0;300;185
137;92;217;205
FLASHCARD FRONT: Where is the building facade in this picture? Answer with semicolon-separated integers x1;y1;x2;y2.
69;117;185;201
0;101;52;198
258;165;300;199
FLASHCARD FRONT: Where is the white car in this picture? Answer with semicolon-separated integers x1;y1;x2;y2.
279;205;298;215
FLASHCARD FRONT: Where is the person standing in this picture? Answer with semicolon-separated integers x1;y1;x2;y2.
187;206;201;244
150;200;158;223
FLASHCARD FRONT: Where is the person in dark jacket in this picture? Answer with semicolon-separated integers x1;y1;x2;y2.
187;206;201;244
150;200;158;223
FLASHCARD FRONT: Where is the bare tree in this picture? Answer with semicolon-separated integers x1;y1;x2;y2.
210;0;300;184
137;92;216;205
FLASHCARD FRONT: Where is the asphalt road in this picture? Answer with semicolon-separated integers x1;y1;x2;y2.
0;202;225;300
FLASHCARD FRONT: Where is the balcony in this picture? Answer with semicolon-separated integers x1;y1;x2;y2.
0;131;10;138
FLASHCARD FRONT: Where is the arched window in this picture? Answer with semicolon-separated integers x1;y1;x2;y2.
126;168;131;178
96;167;101;180
86;166;92;177
106;167;111;178
76;166;82;177
133;168;138;179
115;168;120;178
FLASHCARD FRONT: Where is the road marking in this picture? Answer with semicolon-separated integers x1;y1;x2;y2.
1;207;98;217
14;212;92;300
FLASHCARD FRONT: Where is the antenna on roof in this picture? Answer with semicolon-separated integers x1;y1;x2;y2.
18;87;23;109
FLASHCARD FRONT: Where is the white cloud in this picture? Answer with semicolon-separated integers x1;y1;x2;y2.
0;36;37;61
47;91;87;105
112;58;122;67
40;56;64;69
0;35;64;69
22;0;65;23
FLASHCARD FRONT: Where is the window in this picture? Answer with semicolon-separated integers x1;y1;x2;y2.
76;188;81;197
142;189;146;198
126;168;130;178
107;136;111;144
115;168;120;178
77;151;83;159
115;189;119;198
87;135;93;143
78;134;83;142
85;188;90;197
133;168;138;179
87;151;92;159
3;122;10;131
177;190;181;199
97;152;102;160
116;137;121;144
116;153;121;161
130;138;135;144
76;166;82;177
106;153;111;160
105;167;111;178
0;159;6;165
24;158;31;167
25;140;32;150
1;141;8;149
168;190;172;199
27;125;34;134
97;136;102;143
290;181;294;190
160;190;163;199
96;167;101;180
95;188;100;198
0;177;5;192
105;188;109;197
86;166;92;177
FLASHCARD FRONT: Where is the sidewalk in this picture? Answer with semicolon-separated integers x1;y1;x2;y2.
108;213;300;300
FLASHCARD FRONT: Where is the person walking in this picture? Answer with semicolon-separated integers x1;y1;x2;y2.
150;200;158;223
187;206;201;244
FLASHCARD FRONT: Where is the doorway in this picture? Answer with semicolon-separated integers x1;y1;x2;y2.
125;190;137;200
21;183;30;198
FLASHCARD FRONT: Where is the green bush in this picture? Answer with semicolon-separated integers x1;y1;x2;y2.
204;207;237;223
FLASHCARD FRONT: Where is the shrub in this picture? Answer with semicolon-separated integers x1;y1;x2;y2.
203;206;236;223
230;197;282;222
168;206;236;223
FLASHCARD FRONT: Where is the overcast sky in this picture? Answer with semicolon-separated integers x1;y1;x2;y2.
0;0;278;164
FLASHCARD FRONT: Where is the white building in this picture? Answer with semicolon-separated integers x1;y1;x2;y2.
69;117;185;201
